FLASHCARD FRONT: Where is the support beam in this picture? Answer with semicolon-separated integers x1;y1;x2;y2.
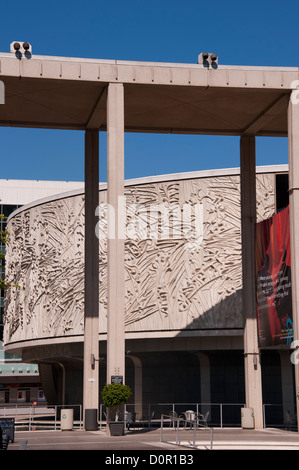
240;135;263;429
107;83;125;384
83;129;99;430
288;94;299;431
242;94;289;135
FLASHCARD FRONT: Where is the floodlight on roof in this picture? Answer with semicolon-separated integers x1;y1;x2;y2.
10;41;32;57
198;52;218;68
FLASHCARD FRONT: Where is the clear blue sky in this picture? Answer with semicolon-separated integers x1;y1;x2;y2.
0;0;295;182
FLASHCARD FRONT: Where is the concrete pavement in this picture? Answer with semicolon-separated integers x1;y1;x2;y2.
5;426;299;451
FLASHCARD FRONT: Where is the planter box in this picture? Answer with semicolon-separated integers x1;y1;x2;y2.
109;421;125;436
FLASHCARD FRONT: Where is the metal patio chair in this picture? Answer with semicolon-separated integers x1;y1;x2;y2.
196;410;210;427
125;411;136;430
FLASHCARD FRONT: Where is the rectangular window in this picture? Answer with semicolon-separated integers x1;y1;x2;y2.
3;205;19;218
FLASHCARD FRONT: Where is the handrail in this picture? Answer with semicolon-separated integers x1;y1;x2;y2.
0;403;83;430
118;402;246;428
1;402;292;431
160;414;214;450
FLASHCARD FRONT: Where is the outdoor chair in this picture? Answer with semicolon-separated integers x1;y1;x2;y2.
167;410;178;427
283;410;294;430
140;411;154;428
125;411;136;430
196;410;210;427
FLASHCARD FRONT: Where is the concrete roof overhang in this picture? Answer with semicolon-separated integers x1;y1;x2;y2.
0;51;298;136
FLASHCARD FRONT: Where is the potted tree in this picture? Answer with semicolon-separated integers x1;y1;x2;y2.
101;383;132;436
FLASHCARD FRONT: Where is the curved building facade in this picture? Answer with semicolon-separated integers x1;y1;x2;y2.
3;166;294;425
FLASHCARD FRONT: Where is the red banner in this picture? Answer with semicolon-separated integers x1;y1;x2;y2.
255;206;293;348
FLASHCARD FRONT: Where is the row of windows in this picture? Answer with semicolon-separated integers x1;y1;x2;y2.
0;205;20;218
0;206;20;260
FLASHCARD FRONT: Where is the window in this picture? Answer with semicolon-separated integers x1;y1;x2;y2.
276;173;289;212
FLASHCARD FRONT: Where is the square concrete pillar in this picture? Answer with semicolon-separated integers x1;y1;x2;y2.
288;93;299;430
240;135;263;429
83;129;99;430
106;83;125;384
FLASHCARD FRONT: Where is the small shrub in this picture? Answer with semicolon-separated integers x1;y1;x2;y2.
101;383;132;408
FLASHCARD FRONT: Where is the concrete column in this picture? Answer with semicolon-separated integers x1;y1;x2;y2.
107;83;125;384
288;94;299;430
127;355;143;419
83;129;99;430
240;135;263;429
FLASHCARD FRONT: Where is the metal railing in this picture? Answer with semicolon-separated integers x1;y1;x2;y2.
263;403;298;430
99;402;246;429
0;403;83;430
160;414;214;450
0;402;294;431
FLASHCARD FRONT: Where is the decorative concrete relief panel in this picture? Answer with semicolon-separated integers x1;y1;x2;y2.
121;173;275;332
5;196;86;343
4;173;275;344
256;173;276;222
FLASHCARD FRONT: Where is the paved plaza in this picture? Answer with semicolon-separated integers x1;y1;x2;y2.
5;427;299;451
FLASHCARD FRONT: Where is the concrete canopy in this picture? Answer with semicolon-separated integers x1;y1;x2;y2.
0;51;298;135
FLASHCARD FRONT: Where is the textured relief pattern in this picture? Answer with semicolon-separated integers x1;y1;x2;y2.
5;197;86;342
256;173;276;222
4;173;275;343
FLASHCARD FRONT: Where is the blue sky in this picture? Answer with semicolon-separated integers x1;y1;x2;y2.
0;0;295;182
